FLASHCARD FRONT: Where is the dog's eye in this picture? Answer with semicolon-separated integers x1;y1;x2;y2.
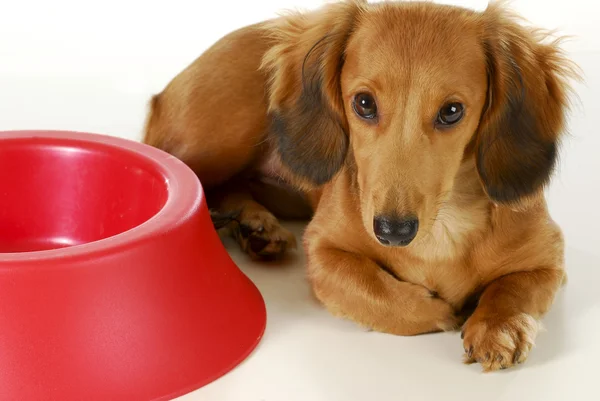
436;102;464;126
353;93;378;120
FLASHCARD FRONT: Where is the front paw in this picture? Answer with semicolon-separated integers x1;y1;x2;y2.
233;210;297;260
425;291;463;333
390;288;462;335
462;313;539;371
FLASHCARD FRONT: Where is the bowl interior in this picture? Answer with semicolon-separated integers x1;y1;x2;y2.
0;137;168;253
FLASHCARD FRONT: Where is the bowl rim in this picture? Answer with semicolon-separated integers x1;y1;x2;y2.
0;130;202;265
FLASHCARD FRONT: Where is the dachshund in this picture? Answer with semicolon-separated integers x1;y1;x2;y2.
143;0;579;371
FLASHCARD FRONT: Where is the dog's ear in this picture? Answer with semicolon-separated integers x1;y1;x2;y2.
475;3;578;206
261;1;364;187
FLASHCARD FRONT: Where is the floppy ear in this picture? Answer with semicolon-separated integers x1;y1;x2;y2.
476;3;578;205
261;1;364;187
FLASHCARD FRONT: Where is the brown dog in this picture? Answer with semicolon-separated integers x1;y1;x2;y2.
143;0;579;371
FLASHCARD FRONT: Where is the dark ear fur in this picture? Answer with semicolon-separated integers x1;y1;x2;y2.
476;3;578;205
261;1;364;187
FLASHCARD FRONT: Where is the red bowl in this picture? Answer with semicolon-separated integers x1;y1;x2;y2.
0;130;266;401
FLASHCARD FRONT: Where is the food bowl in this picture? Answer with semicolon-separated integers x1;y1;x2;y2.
0;130;266;401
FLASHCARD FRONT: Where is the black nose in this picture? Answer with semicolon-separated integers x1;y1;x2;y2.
373;216;419;247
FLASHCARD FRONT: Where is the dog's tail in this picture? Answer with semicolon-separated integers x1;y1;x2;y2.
142;94;163;148
142;94;189;160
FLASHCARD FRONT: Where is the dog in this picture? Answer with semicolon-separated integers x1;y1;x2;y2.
143;0;579;371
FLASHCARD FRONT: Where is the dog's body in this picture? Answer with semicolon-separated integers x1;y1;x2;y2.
144;0;578;371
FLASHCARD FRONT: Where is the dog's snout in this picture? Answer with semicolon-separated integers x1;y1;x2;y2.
373;216;419;247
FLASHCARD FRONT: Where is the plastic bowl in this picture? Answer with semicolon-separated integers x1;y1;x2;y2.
0;130;266;401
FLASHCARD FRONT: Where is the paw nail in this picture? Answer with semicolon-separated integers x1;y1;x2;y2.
239;224;253;238
513;350;521;364
485;352;491;362
257;252;280;261
496;355;504;362
461;331;465;339
468;346;474;358
249;236;270;253
210;210;240;229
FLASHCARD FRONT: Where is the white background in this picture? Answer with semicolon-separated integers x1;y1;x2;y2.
1;1;599;400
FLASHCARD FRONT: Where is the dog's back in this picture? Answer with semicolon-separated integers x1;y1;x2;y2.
143;23;274;188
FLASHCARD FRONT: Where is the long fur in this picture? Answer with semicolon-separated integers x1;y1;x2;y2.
142;0;580;371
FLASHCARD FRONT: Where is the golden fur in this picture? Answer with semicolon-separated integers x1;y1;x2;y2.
143;0;579;371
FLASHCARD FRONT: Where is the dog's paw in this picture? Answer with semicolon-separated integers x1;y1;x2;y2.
233;209;297;260
380;286;462;335
462;312;539;371
425;292;463;333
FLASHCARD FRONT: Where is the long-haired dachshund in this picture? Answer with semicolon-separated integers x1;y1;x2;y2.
143;0;579;371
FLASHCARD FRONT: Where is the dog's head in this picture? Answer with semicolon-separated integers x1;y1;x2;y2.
262;0;576;247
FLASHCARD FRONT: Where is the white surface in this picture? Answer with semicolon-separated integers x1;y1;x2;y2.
1;1;599;400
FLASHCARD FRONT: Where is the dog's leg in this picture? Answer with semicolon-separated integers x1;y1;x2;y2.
211;182;297;260
306;244;460;335
461;268;564;371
